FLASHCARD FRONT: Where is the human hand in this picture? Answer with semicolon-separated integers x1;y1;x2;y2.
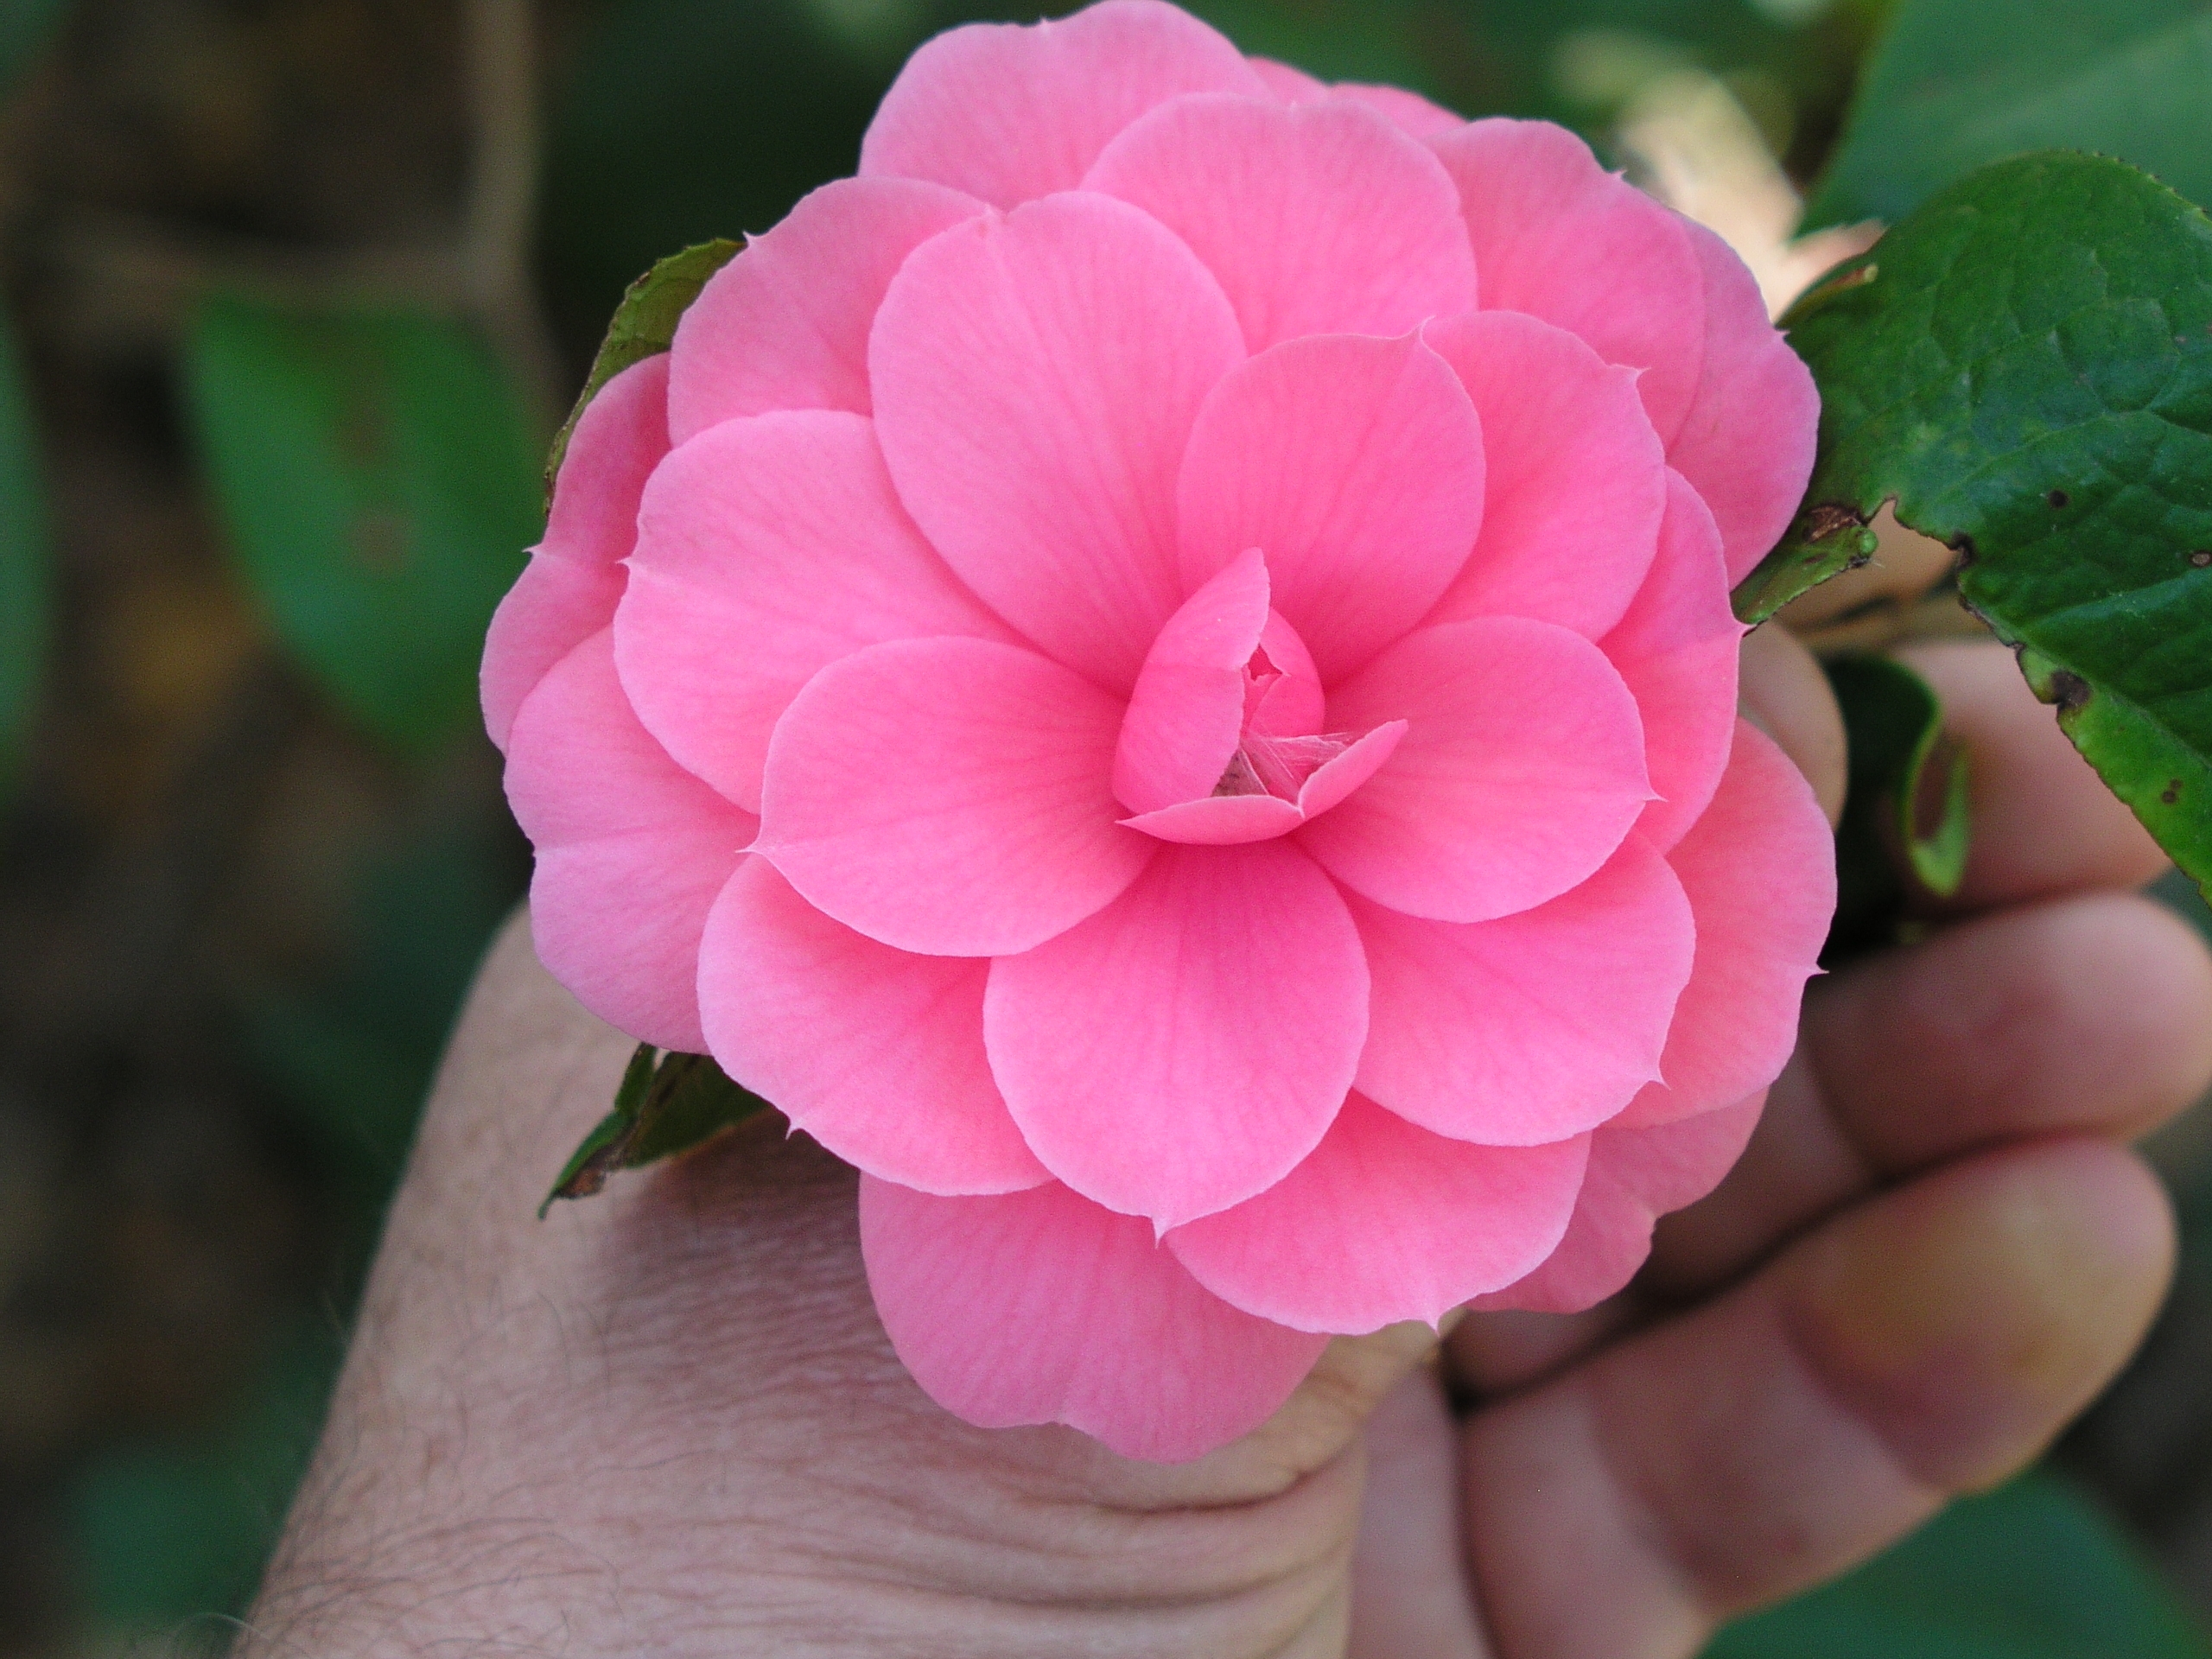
238;633;2212;1659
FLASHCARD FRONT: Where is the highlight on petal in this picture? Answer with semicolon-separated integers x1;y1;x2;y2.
697;860;1048;1195
1421;310;1666;640
505;631;753;1052
985;840;1368;1228
759;636;1152;957
1084;92;1476;352
859;0;1264;209
482;353;668;749
1352;835;1694;1146
665;177;983;443
1300;617;1650;923
1166;1095;1590;1333
1113;547;1271;815
1177;332;1484;683
620;410;1013;813
861;1175;1326;1462
1616;720;1834;1128
870;192;1246;690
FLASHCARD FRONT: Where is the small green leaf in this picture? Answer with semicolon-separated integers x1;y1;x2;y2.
543;238;739;498
1734;153;2212;894
185;293;543;758
0;310;50;804
541;1046;766;1217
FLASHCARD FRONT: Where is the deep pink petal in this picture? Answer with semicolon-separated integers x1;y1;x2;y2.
870;192;1245;690
1084;94;1476;352
1166;1096;1589;1333
619;410;1013;813
1470;1094;1764;1314
1616;720;1834;1128
481;354;667;750
1114;548;1269;815
697;859;1047;1195
1603;473;1743;852
504;631;753;1052
758;637;1151;957
1421;310;1666;639
858;0;1264;209
861;1175;1325;1461
1352;835;1694;1146
1300;618;1650;923
1177;333;1484;683
665;177;983;443
985;841;1367;1228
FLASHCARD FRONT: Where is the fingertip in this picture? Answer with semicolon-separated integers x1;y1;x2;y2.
1741;624;1847;827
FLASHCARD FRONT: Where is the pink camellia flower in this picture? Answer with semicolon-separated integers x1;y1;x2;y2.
483;0;1835;1461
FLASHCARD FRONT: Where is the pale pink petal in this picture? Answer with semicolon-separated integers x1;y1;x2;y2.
870;193;1245;690
1084;94;1476;352
1166;1096;1588;1333
758;637;1151;957
1603;473;1743;852
1668;219;1821;582
482;354;668;749
1352;835;1694;1146
619;410;1014;813
1114;548;1269;815
1177;333;1484;683
504;631;753;1052
697;859;1047;1195
859;0;1265;209
1432;119;1704;448
1421;310;1666;640
1471;1094;1764;1314
665;177;983;443
861;1175;1325;1461
1615;720;1834;1128
984;841;1367;1228
1300;618;1650;923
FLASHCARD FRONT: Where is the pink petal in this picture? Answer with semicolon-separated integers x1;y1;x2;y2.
1431;119;1704;448
1177;333;1484;683
984;841;1367;1228
696;859;1047;1195
1114;547;1270;815
619;410;1013;813
869;192;1245;691
758;636;1152;957
1121;723;1404;845
1166;1096;1589;1333
1247;54;1325;100
1603;472;1743;853
861;1175;1325;1461
1471;1094;1764;1314
1084;94;1476;353
1248;58;1467;139
665;177;983;443
1421;310;1667;640
858;0;1265;209
1352;835;1694;1146
1291;721;1408;816
1300;618;1651;924
1668;220;1821;582
1615;720;1834;1128
481;354;668;750
504;630;753;1052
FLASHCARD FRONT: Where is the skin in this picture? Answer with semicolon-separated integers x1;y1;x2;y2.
238;635;2212;1659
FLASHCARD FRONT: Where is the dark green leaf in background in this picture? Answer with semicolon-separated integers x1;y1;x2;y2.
185;294;543;759
0;309;49;803
542;1046;767;1217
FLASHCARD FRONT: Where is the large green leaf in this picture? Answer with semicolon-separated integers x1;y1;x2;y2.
1735;153;2212;891
1807;0;2212;229
185;294;543;758
0;310;49;803
1706;1469;2211;1657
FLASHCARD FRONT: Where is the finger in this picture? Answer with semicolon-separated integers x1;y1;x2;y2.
1897;639;2170;907
1347;1366;1490;1659
1650;890;2212;1294
1463;1139;2175;1659
1741;622;1847;826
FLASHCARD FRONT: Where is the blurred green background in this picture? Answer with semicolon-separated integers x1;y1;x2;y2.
0;0;2209;1651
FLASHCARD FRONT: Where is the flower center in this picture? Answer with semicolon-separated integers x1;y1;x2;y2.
1212;643;1363;802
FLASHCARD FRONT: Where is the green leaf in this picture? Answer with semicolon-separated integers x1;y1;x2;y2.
1734;153;2212;893
185;293;543;758
541;1046;766;1217
1705;1468;2211;1657
0;310;49;804
543;237;740;497
1806;0;2212;231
